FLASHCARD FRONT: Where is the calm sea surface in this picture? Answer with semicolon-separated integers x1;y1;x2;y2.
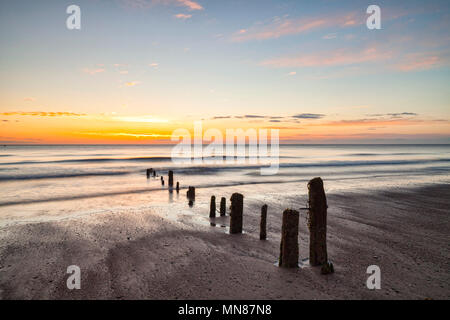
1;144;449;226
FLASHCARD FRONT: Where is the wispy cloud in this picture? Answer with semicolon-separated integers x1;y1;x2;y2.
310;118;425;127
123;81;140;87
79;132;172;138
82;67;106;75
112;116;168;123
394;53;444;72
262;47;390;68
0;111;86;117
292;113;325;119
231;12;362;42
174;13;192;19
122;0;203;11
366;112;418;118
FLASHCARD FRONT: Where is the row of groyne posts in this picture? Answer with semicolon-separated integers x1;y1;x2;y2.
147;168;333;274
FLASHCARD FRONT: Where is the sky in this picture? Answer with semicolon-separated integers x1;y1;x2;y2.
0;0;449;144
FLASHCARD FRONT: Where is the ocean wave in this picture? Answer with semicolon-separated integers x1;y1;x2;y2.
1;174;448;207
0;155;299;166
0;158;449;181
0;171;134;181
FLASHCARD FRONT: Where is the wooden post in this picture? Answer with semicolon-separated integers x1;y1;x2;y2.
210;196;216;218
230;193;244;234
161;177;164;186
308;177;328;266
279;209;299;268
168;170;174;187
176;182;180;193
146;168;152;178
220;197;226;216
187;186;195;201
260;204;268;240
153;170;156;177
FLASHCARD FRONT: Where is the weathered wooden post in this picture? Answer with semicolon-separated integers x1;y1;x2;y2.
146;168;153;178
210;196;216;218
176;182;180;193
161;177;164;186
168;170;174;187
279;209;299;268
260;204;268;240
308;177;328;267
220;197;226;216
230;193;244;234
153;170;156;177
187;186;195;201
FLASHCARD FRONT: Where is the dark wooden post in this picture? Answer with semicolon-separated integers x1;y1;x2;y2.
146;168;152;178
161;177;164;186
168;170;174;187
279;209;299;268
187;186;195;201
210;196;216;218
308;177;328;266
153;170;156;177
230;193;244;234
176;182;180;193
220;197;226;216
260;204;268;240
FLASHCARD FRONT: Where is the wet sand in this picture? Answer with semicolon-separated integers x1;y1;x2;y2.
0;184;449;300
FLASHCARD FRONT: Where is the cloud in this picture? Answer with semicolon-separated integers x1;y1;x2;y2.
176;0;202;10
123;81;140;87
322;33;337;40
243;115;266;119
121;0;203;11
262;47;390;68
292;113;325;119
394;53;443;72
0;111;86;117
211;116;232;120
113;116;168;123
366;112;418;118
23;97;36;102
82;68;106;75
149;63;159;68
310;118;424;127
231;12;362;42
79;132;172;138
174;13;192;19
288;71;297;76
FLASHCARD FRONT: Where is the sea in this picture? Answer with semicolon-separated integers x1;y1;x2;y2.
0;144;449;226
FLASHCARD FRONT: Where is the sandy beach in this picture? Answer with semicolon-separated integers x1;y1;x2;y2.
0;183;448;300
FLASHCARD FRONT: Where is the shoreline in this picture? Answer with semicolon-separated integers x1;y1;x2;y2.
0;183;449;299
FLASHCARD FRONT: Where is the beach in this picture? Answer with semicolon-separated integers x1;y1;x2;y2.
0;144;449;299
0;182;449;300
